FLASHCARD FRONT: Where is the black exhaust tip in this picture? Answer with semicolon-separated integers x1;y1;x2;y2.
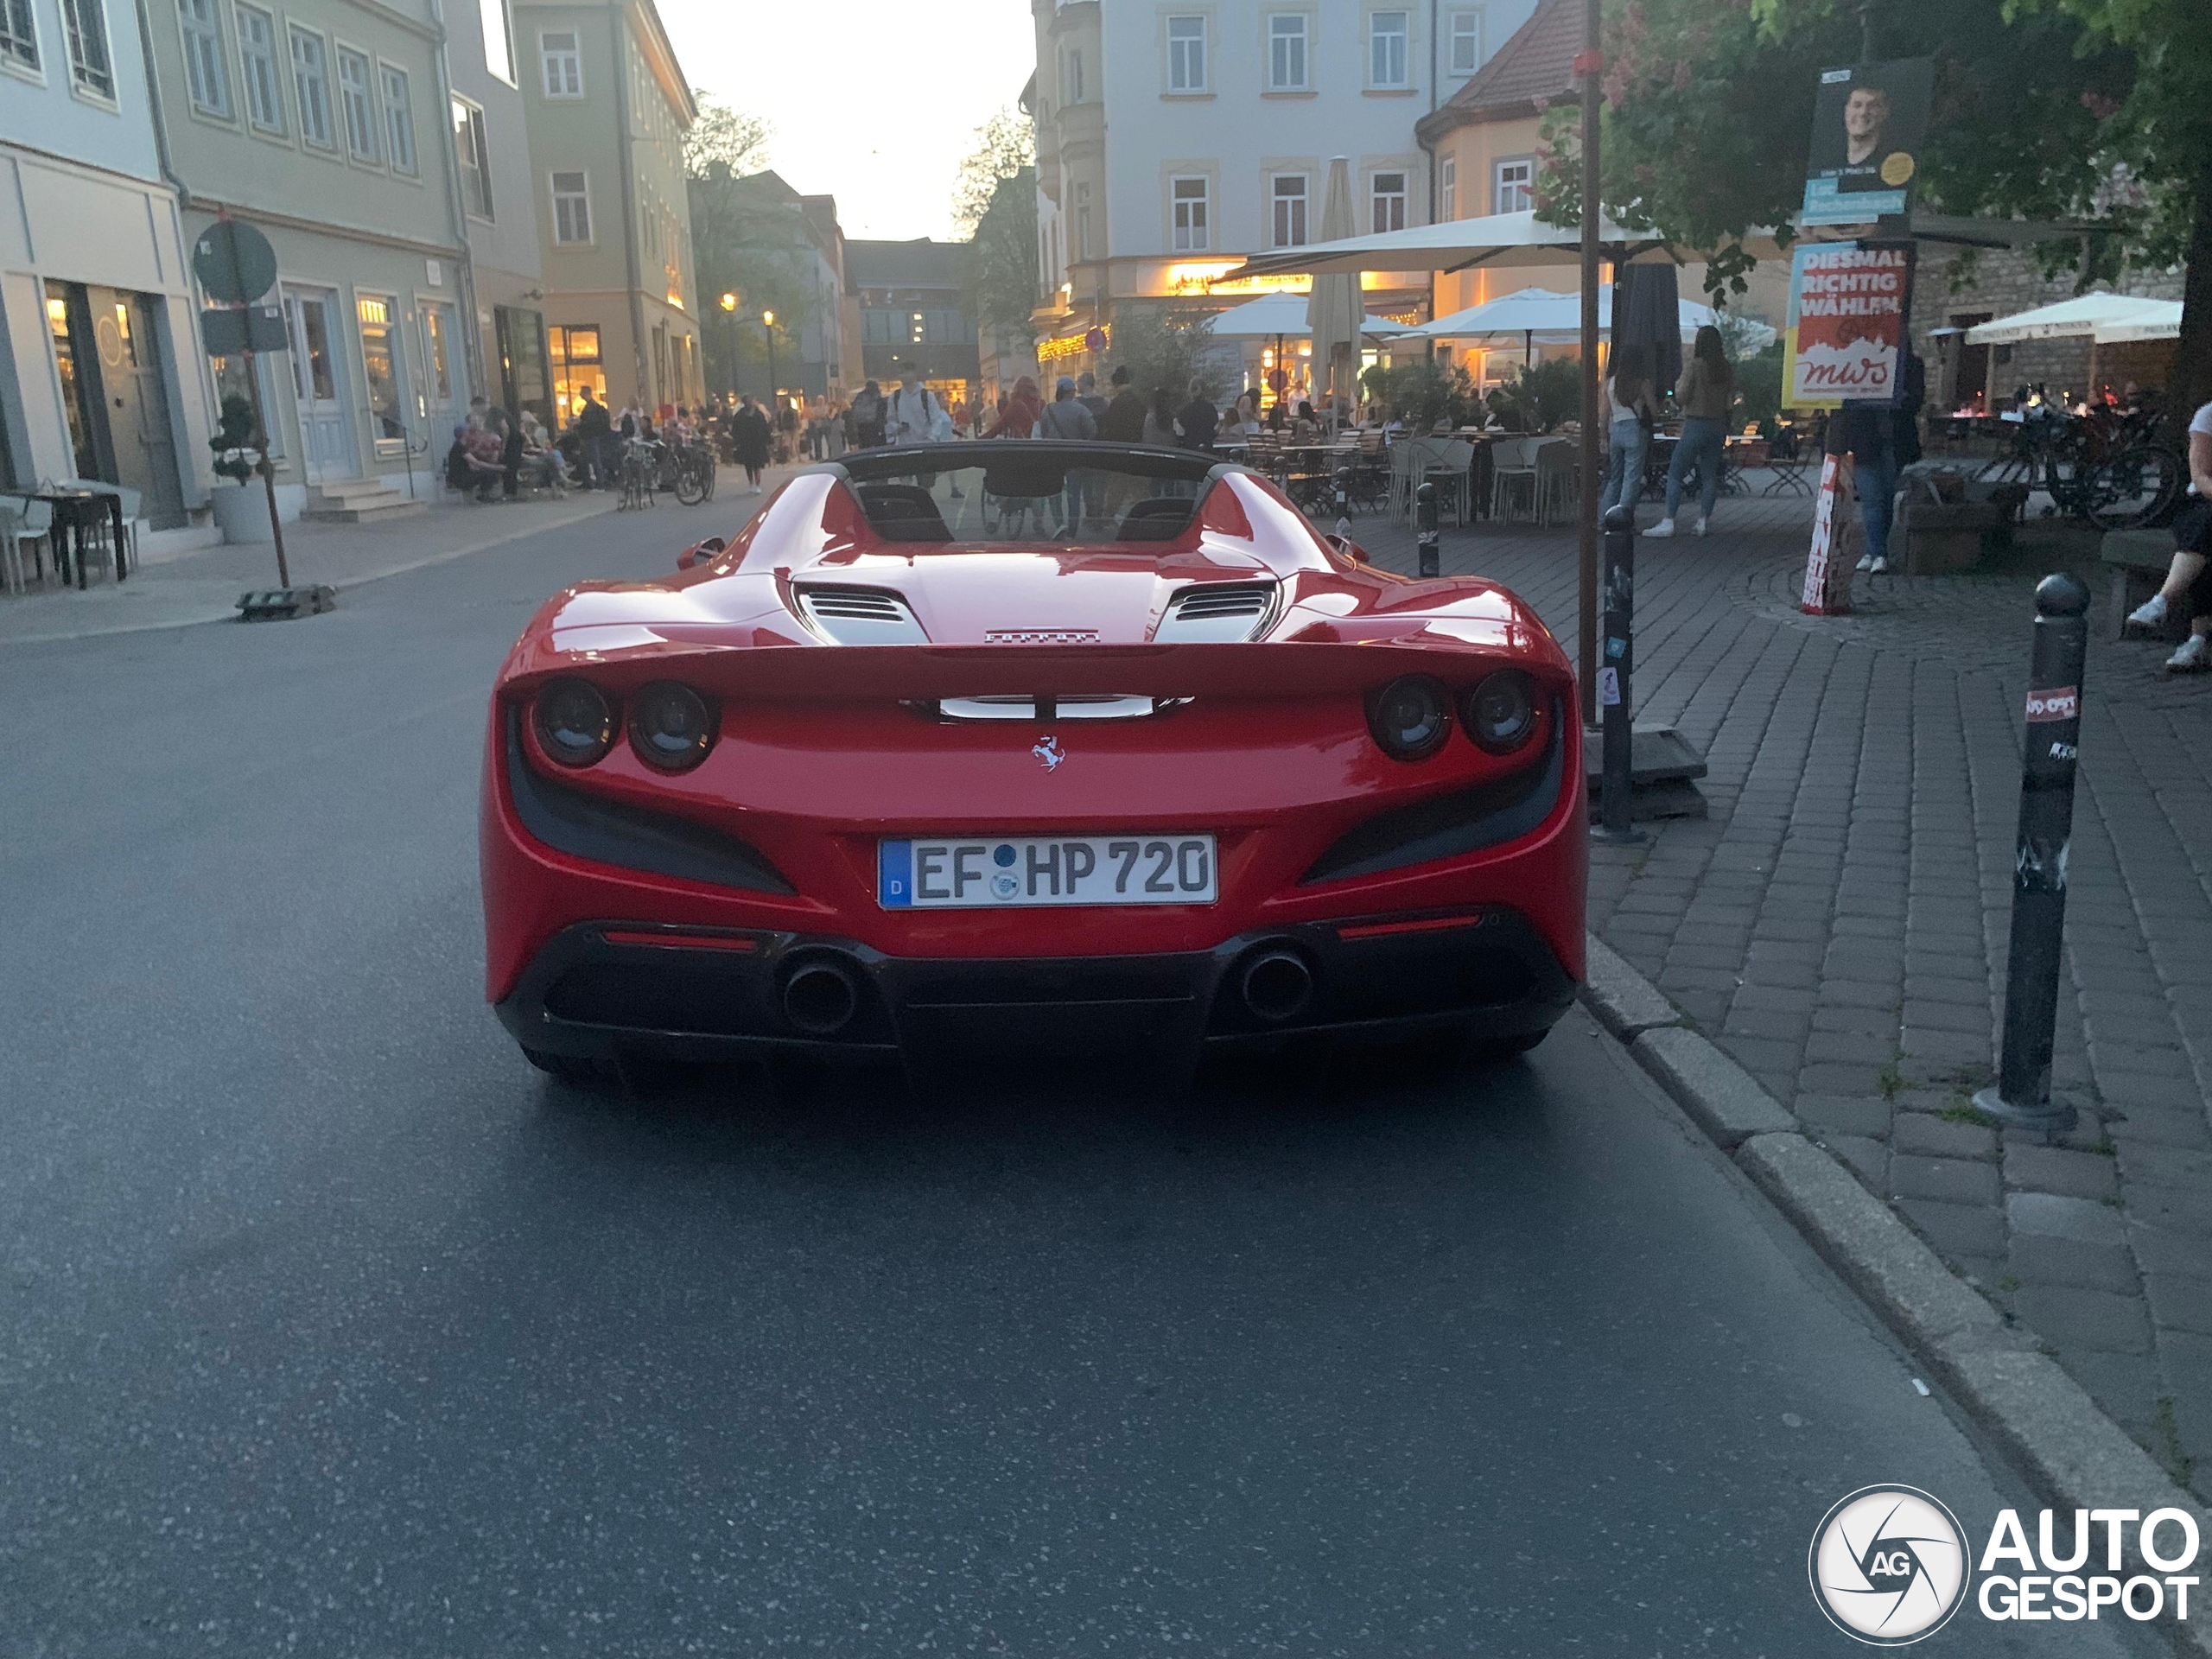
1240;948;1315;1024
781;958;861;1036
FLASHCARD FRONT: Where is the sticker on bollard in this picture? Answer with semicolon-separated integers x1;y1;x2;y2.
1415;482;1440;579
1592;504;1646;844
1974;573;2090;1135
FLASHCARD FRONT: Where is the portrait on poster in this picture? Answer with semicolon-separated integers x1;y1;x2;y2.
1801;59;1934;225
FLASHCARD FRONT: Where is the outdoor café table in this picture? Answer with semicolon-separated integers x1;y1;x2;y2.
25;486;127;589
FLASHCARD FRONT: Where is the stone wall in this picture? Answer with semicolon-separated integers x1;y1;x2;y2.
1909;246;2183;410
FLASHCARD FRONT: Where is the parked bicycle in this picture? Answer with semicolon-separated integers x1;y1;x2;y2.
661;438;716;507
1980;397;2182;530
616;439;658;512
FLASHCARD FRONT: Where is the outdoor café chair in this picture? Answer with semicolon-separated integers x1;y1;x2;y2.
1489;437;1544;523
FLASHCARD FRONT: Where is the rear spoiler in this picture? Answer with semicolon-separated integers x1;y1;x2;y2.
502;638;1570;704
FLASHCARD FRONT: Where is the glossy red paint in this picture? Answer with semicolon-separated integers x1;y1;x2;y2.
480;448;1587;1058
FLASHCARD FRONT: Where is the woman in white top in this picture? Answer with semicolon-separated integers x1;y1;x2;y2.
1601;345;1660;518
2124;398;2212;673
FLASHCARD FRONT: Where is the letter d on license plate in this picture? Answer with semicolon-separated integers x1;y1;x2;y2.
879;835;1217;909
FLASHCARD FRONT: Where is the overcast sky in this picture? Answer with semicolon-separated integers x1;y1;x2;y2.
658;0;1037;243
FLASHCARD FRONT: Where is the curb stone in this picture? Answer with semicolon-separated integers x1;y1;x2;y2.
1582;931;2211;1643
1630;1025;1797;1148
1579;935;1682;1039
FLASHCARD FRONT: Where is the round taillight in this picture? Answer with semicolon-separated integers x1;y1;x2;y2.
1462;671;1539;754
1368;675;1452;761
533;677;615;767
628;681;717;772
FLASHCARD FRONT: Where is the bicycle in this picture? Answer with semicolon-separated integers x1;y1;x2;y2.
1982;397;2182;530
664;439;716;506
616;439;658;512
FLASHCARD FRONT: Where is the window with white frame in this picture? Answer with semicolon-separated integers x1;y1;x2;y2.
1271;174;1308;247
1449;9;1483;73
1059;45;1082;103
1370;10;1409;86
452;96;492;216
1171;176;1208;252
289;27;333;145
1;0;38;72
1166;14;1205;92
178;0;231;114
1074;181;1090;262
478;0;512;83
337;48;378;159
1494;156;1533;213
1440;154;1458;221
60;0;112;97
550;170;591;243
1370;170;1407;233
1266;13;1306;90
539;29;580;97
380;63;414;171
237;4;281;129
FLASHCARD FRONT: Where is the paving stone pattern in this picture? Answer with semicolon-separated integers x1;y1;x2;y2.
1351;484;2212;1498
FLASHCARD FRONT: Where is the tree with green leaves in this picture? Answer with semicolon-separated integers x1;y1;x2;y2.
682;96;816;394
952;110;1039;351
1539;0;2209;409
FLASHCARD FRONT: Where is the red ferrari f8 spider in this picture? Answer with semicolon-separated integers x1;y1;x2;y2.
480;443;1586;1082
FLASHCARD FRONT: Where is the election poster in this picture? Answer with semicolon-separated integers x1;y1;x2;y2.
1782;241;1916;408
1801;59;1934;226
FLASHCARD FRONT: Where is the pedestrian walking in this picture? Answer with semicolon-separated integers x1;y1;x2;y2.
572;385;613;489
1076;372;1110;429
1648;327;1736;537
984;376;1043;439
1853;348;1924;576
848;380;886;448
1037;376;1096;442
1602;344;1659;518
2123;394;2212;672
1099;366;1147;444
1175;380;1218;454
885;374;938;447
730;395;772;493
1141;387;1179;449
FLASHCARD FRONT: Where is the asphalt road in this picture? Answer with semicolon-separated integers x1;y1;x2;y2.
0;503;2162;1656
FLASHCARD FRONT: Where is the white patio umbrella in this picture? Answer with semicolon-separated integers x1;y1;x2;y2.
1305;157;1363;408
1965;293;2177;345
1205;292;1413;340
2091;301;2182;344
1414;286;1777;352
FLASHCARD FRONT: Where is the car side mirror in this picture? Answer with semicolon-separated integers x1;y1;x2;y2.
677;536;726;570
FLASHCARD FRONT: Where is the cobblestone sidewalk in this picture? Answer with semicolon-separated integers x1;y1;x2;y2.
1352;489;2212;1500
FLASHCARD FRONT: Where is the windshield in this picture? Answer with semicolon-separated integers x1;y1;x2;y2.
837;445;1217;544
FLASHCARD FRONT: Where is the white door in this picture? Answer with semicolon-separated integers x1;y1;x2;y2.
414;301;464;442
283;285;354;480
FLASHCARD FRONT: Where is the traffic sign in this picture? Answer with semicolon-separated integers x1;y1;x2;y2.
200;306;288;355
192;219;278;307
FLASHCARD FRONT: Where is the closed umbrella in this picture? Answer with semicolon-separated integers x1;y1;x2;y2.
1612;264;1682;400
1306;157;1363;411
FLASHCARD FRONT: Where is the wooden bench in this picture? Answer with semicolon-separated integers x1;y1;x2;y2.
2101;527;2183;639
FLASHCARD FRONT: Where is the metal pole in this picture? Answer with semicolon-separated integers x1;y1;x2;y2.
1973;573;2090;1135
1592;503;1645;843
1576;0;1602;728
1416;481;1440;577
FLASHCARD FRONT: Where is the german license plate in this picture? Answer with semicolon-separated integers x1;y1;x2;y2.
878;835;1217;909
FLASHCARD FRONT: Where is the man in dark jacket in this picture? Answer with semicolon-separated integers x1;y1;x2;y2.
572;386;613;488
1098;365;1147;444
1175;380;1218;454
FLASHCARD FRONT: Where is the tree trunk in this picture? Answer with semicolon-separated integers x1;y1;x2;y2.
2171;163;2212;421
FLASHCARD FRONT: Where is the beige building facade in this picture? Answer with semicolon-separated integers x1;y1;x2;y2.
515;0;697;424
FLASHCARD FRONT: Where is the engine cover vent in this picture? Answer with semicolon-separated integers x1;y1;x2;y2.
1154;581;1278;643
796;585;929;645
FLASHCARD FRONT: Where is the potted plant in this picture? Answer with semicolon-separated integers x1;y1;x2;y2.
207;392;274;543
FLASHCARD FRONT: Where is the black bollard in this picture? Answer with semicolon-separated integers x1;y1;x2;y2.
1416;482;1440;578
1591;503;1645;844
1973;573;2090;1135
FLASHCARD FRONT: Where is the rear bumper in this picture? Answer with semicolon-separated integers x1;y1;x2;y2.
493;907;1575;1066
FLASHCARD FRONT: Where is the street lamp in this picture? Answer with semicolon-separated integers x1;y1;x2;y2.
717;290;740;398
760;309;777;411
